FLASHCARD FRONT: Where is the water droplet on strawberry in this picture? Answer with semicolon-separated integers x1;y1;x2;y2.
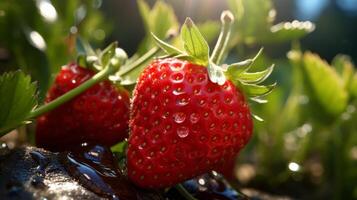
177;126;189;138
173;112;186;124
190;113;200;124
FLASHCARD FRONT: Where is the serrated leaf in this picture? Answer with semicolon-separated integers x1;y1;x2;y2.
181;18;210;65
240;82;276;97
207;61;227;86
151;33;183;56
0;71;37;136
237;64;274;84
302;52;348;116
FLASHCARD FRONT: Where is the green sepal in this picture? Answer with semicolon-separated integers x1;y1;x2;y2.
225;48;263;77
225;59;254;78
180;18;210;66
252;114;264;122
250;97;268;104
99;42;118;68
151;17;210;66
240;82;276;97
237;64;274;84
151;33;183;56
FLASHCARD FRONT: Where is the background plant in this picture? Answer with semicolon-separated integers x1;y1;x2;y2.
0;0;356;199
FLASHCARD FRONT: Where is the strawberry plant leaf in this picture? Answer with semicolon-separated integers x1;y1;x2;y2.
181;18;210;66
264;21;315;43
0;71;38;136
302;52;348;116
137;0;179;55
332;54;354;90
349;73;357;100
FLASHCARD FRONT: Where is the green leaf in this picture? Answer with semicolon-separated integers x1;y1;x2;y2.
302;53;348;116
100;42;118;67
225;48;263;78
226;59;254;77
332;54;354;90
349;73;357;99
240;82;276;97
0;71;37;136
237;64;274;84
181;18;210;65
136;0;179;55
137;0;151;31
151;33;183;56
264;21;315;43
228;0;273;44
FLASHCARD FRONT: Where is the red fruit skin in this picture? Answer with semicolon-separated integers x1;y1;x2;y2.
36;63;130;152
127;58;253;188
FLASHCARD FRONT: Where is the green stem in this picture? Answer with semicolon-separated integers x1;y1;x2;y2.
118;46;160;77
27;65;117;119
210;10;234;65
175;184;198;200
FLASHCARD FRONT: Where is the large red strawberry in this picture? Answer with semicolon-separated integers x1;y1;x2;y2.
36;44;130;152
127;13;275;188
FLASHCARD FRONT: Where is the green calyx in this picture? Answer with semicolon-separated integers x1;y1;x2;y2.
26;42;128;120
152;10;275;103
76;40;128;73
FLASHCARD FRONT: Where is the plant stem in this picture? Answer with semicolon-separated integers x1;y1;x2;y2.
27;65;117;119
210;10;235;65
175;184;198;200
118;46;160;77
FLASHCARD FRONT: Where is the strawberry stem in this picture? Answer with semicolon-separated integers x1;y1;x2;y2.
118;46;160;77
210;10;234;65
175;184;198;200
27;54;126;119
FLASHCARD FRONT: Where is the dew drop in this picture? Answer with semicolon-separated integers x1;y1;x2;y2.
177;97;189;106
177;126;189;138
173;112;186;124
190;113;200;124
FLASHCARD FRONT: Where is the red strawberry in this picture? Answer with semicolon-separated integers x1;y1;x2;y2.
127;58;252;188
127;14;274;188
36;63;130;151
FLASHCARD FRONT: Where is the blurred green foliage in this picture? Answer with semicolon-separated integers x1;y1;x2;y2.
0;0;356;199
0;0;110;100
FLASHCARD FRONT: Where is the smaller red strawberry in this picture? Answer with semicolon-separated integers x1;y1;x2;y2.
36;43;130;151
127;12;275;188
